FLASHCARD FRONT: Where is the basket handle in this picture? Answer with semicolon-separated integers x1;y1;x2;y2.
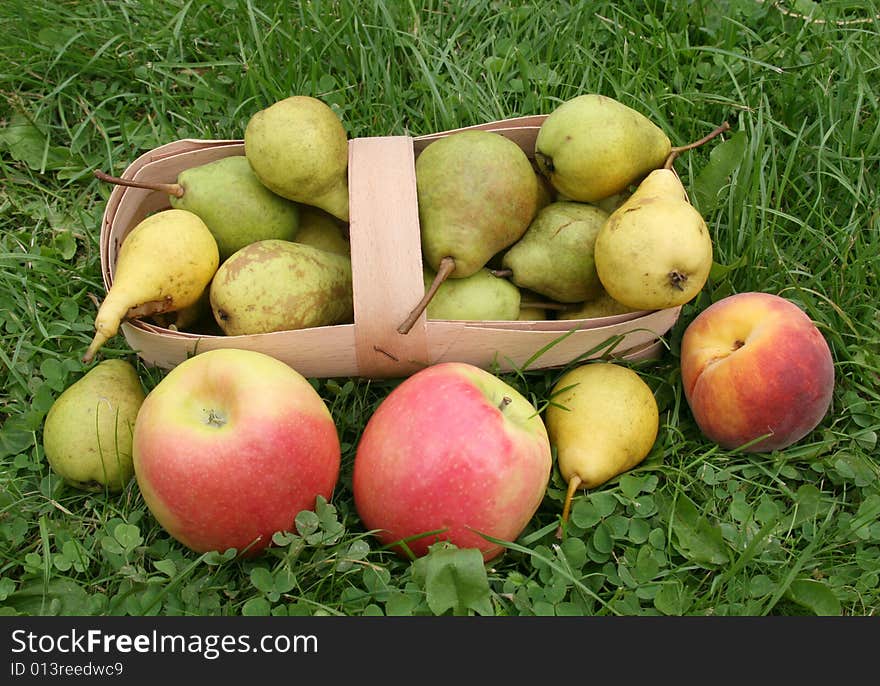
348;136;429;378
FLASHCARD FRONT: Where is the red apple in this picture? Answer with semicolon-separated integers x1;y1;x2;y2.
352;362;552;561
132;348;341;557
680;292;834;452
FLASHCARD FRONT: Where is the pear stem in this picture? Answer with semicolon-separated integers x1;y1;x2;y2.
94;170;185;198
489;268;514;278
397;255;456;334
556;474;583;539
664;120;732;169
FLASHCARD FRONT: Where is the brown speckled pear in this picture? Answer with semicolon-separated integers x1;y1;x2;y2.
209;239;353;335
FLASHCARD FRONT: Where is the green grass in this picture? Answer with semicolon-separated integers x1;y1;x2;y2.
1;0;878;617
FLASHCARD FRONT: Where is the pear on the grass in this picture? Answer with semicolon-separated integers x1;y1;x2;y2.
545;362;659;531
244;95;350;222
424;266;521;321
209;239;353;335
397;130;539;333
42;359;146;492
502;200;608;304
95;156;300;261
83;208;219;363
535;94;672;203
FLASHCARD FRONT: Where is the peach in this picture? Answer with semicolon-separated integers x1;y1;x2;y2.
680;292;834;452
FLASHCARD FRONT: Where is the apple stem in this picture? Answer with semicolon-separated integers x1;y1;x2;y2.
498;396;512;412
664;120;731;169
556;474;583;539
94;169;185;198
397;255;456;334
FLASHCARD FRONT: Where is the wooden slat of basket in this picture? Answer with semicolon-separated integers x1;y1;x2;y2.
348;136;429;377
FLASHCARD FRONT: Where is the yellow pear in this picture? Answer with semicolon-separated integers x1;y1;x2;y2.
42;359;145;492
545;362;659;527
84;209;219;363
593;168;713;311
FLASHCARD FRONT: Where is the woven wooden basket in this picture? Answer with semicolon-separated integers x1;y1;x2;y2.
98;115;681;379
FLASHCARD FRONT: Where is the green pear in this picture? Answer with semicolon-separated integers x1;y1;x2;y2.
168;156;300;260
424;267;521;321
295;205;350;256
545;362;659;526
518;305;547;321
502;201;608;303
398;130;539;333
244;96;350;222
535;170;556;210
535;94;671;203
595;190;631;215
42;359;146;492
209;239;353;335
84;208;219;363
417;130;539;278
594;168;713;310
95;156;301;262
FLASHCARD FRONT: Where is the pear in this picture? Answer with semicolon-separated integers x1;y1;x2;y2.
151;287;214;333
210;239;353;335
594;168;713;311
518;305;547;321
557;288;638;320
295;205;350;256
501;201;608;303
398;130;539;333
84;208;219;363
595;190;631;215
545;362;659;528
42;359;145;492
535;94;672;203
244;96;350;222
424;267;521;321
535;170;556;210
96;156;300;261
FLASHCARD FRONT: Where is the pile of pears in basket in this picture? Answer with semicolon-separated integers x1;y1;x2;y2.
84;93;729;363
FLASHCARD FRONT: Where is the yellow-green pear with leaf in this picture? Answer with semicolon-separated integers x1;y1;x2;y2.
43;359;146;492
535;94;671;202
